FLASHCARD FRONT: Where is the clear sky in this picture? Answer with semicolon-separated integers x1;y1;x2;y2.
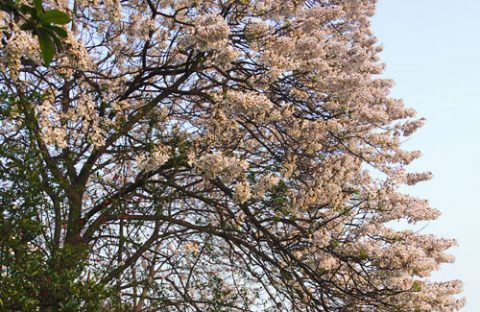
371;1;480;310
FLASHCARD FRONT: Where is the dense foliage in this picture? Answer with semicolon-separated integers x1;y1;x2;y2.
0;0;464;311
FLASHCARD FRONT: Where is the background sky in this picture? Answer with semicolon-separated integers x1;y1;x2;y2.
371;1;480;310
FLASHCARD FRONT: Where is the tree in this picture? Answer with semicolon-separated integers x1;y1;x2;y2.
0;0;464;311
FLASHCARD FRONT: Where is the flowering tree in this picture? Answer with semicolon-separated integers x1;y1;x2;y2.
0;0;464;311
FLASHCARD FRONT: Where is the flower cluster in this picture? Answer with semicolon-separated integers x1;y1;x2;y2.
190;13;230;52
137;144;171;172
194;152;248;183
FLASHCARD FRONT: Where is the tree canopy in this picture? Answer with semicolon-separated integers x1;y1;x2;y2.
0;0;464;311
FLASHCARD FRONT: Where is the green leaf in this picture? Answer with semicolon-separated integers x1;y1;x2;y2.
37;31;54;65
50;33;63;50
39;9;70;24
412;281;422;292
19;4;36;16
44;24;68;38
19;21;36;32
359;250;369;260
33;0;43;15
0;0;17;13
40;26;65;50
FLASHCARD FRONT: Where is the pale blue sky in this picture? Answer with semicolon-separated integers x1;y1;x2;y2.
371;1;480;310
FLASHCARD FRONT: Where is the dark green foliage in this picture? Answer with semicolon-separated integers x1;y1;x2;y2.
0;92;110;311
0;0;69;65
